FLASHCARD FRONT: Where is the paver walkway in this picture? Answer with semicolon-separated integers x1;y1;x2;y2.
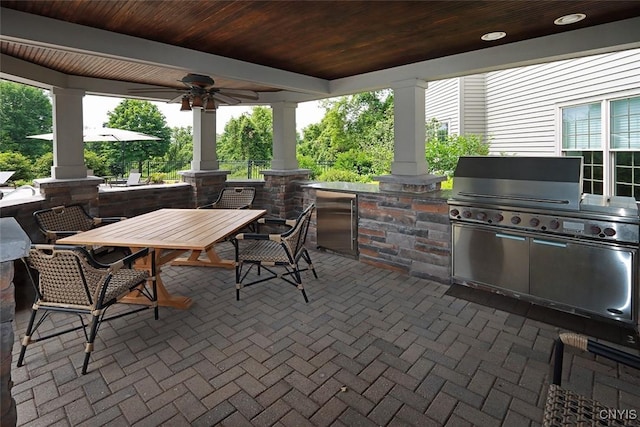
11;249;640;426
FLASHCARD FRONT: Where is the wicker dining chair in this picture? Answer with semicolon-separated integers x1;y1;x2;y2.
234;203;317;302
17;244;158;374
543;332;640;427
33;204;127;243
198;187;256;210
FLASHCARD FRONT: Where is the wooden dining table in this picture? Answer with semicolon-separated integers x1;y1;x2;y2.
57;208;266;309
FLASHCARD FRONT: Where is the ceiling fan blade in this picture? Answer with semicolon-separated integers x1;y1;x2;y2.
169;93;184;103
211;93;241;105
216;89;259;101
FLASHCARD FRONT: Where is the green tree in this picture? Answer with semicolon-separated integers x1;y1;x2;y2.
163;126;193;169
217;107;272;160
0;81;52;160
101;99;171;172
297;90;394;175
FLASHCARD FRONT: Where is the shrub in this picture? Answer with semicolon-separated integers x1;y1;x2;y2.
426;133;489;177
0;152;34;182
318;168;366;182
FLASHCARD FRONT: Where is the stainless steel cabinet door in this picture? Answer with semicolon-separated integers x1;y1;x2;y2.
530;238;636;321
317;190;358;256
452;224;529;294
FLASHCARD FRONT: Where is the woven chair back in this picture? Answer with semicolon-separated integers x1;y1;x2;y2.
35;205;94;235
26;246;105;307
281;204;315;259
216;187;256;209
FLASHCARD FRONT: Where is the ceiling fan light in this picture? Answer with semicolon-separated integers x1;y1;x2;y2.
204;97;217;111
191;95;204;108
180;96;192;111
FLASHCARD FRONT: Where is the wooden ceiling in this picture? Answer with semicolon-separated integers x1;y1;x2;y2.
1;1;640;96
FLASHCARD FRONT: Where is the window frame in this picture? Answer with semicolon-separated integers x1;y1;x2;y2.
556;89;640;198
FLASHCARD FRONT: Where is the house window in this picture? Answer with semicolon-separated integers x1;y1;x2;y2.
561;96;640;199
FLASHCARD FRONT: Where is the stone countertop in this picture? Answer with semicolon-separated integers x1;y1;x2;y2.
304;181;452;200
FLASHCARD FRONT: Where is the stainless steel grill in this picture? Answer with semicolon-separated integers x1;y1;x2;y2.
448;156;639;329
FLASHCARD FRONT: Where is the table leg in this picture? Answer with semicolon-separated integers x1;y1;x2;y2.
171;246;234;269
120;248;193;309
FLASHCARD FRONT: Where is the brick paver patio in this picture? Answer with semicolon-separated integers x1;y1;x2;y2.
10;249;640;426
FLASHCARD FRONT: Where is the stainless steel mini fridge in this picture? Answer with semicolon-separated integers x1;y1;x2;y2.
316;190;358;257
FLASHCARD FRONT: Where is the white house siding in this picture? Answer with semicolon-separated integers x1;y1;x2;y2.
459;75;486;138
485;49;640;155
425;78;460;135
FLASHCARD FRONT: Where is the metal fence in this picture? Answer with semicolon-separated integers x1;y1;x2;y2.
120;159;334;181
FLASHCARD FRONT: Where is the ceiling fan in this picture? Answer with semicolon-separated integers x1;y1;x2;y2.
129;73;260;111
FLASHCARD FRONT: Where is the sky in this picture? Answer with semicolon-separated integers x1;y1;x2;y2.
82;95;326;133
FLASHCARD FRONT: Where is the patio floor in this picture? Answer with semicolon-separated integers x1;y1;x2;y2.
10;248;640;426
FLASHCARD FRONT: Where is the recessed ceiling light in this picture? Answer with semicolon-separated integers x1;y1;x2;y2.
481;31;506;41
554;13;586;25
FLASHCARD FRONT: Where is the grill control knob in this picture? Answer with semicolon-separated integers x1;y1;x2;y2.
590;225;602;235
493;213;504;222
529;218;540;227
450;209;459;217
511;216;521;225
549;219;560;230
462;210;472;218
476;212;487;221
604;228;616;237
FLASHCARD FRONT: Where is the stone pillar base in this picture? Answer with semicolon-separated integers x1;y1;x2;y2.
374;173;446;193
179;170;229;208
262;169;311;218
34;177;102;214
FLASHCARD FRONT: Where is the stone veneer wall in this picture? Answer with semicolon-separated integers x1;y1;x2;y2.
97;183;193;217
262;170;311;219
303;187;451;284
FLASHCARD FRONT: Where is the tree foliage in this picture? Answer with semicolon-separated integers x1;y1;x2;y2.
162;126;193;168
99;99;171;173
298;90;394;180
0;81;52;160
217;107;273;160
425;119;489;177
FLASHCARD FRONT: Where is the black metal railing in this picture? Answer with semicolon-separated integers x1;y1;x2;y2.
115;159;334;181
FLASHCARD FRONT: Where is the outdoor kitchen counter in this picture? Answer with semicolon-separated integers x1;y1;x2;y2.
304;181;453;284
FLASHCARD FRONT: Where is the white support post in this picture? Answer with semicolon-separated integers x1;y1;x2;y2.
270;101;298;170
191;108;218;171
391;79;429;176
50;87;86;179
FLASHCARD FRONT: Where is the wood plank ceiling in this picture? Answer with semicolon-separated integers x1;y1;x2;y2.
1;0;640;92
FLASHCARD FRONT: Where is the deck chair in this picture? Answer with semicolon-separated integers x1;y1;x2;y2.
234;203;317;302
125;172;146;186
198;187;256;210
18;245;158;374
0;171;15;185
33;204;127;243
543;332;640;427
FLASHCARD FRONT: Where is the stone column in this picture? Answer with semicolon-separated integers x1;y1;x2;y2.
0;218;31;427
50;87;87;179
262;169;310;219
34;177;102;214
179;170;229;208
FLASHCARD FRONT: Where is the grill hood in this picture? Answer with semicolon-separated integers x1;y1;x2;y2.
451;156;584;211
